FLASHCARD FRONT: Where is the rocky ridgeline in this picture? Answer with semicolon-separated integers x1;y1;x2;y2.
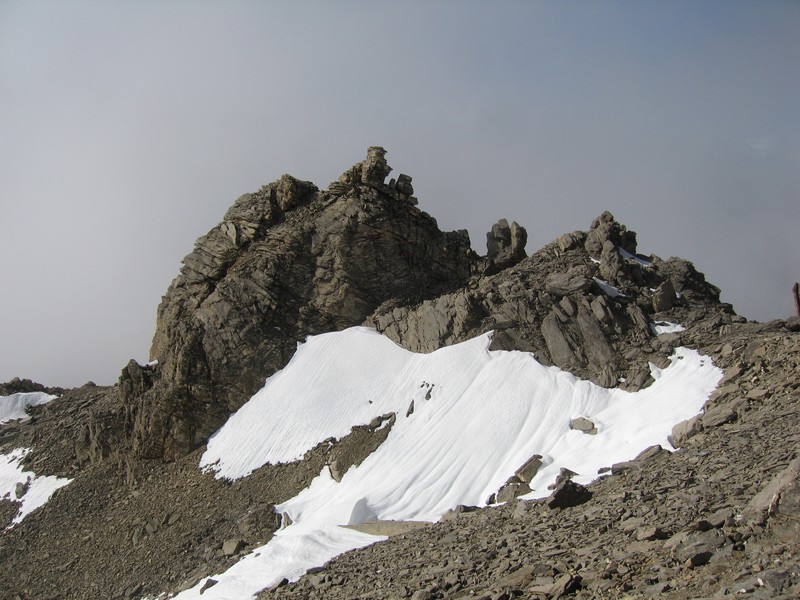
1;148;799;599
370;210;727;392
121;147;729;462
0;377;63;397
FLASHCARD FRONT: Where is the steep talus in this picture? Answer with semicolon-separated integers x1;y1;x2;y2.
0;382;398;599
1;148;799;599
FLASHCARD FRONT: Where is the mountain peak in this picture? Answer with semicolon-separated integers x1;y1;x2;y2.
114;149;733;461
123;148;476;459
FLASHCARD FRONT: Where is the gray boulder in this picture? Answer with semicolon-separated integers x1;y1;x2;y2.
546;480;592;509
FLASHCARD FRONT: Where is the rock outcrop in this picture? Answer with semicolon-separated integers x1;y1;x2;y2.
120;148;733;460
121;148;477;459
486;218;527;272
0;377;63;397
370;208;728;389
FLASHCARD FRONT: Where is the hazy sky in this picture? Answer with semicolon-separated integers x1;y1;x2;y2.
2;1;798;387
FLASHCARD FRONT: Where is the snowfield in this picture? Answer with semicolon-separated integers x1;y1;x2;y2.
0;391;57;424
172;326;722;599
1;393;71;528
0;448;72;528
650;321;687;335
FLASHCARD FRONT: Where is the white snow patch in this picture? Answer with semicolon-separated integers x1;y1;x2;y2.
619;247;652;268
170;524;383;599
0;392;57;424
593;277;627;298
0;448;72;528
175;327;721;599
650;321;686;336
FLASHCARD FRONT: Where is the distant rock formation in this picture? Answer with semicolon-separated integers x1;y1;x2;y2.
121;148;477;459
0;377;63;397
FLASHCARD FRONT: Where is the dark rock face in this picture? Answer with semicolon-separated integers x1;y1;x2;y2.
545;480;592;509
121;148;477;460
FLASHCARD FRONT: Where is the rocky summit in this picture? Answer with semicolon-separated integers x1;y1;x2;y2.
1;148;800;599
124;146;475;460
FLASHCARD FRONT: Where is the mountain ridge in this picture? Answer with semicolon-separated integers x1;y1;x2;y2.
1;148;799;599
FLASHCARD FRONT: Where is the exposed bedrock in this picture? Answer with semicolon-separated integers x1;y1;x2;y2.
370;209;730;389
121;148;477;460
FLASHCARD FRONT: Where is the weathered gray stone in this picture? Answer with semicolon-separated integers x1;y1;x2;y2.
700;404;737;428
744;457;800;524
545;272;593;296
360;146;392;187
671;415;703;448
576;303;614;371
584;211;637;257
557;231;585;251
394;173;414;196
496;480;532;504
665;529;727;563
652;279;676;312
541;312;577;368
570;417;597;435
486;219;527;271
599;240;623;283
121;148;477;459
222;538;245;556
14;481;28;499
515;454;543;483
635;525;669;541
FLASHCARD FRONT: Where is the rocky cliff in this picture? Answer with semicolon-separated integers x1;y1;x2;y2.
122;148;476;459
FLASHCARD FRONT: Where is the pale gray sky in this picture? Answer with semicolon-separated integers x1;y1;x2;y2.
2;1;798;387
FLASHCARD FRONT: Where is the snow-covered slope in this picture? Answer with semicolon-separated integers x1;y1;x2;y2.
0;448;72;528
0;393;71;528
174;327;722;599
0;391;57;424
